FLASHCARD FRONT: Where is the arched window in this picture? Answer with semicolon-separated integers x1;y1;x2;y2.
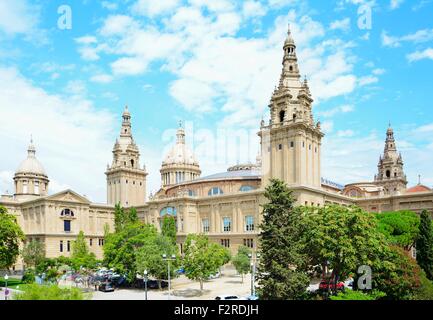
130;159;134;168
188;190;196;197
160;206;177;217
386;170;391;178
240;185;256;192
289;66;293;72
208;187;223;196
60;208;74;217
279;110;285;123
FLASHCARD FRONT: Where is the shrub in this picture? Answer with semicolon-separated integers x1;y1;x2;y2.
330;290;386;300
412;271;433;300
22;269;36;284
13;284;88;300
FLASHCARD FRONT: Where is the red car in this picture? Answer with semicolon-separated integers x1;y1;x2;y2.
319;280;345;291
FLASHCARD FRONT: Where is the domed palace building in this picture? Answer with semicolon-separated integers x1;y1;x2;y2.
1;25;432;269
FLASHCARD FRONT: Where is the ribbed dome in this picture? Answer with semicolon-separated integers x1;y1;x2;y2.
163;127;198;166
16;140;47;176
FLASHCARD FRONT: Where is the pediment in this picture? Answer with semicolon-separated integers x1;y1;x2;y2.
46;189;90;204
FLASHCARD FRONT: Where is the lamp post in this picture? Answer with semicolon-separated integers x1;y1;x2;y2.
4;274;9;300
248;253;260;297
162;254;176;300
143;270;148;301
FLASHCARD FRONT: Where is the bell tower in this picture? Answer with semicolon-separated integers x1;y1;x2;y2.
259;25;323;188
106;106;148;207
374;125;407;195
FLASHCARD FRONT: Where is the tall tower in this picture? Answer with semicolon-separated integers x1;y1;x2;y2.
374;125;407;195
160;121;201;187
14;138;49;200
106;106;148;207
258;25;323;188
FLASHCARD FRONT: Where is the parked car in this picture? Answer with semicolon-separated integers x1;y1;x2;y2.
146;280;169;289
215;295;246;300
176;267;185;274
99;281;115;292
318;280;345;292
208;272;221;280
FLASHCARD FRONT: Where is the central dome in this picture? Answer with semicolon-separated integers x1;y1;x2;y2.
163;127;198;166
16;140;47;176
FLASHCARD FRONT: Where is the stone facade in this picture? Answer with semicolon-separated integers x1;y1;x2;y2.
1;24;432;270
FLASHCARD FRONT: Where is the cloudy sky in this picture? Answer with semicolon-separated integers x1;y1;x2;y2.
0;0;432;203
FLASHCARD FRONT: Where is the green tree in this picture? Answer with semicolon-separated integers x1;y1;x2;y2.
71;231;96;270
376;211;420;249
135;234;179;289
416;210;433;280
232;246;251;283
304;205;389;296
114;204;139;232
104;222;158;281
0;205;25;270
13;284;88;300
161;215;177;246
257;179;310;300
183;234;225;291
21;239;45;269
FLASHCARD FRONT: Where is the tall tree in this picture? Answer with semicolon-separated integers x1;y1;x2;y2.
183;234;225;291
416;210;433;280
71;231;96;270
257;179;310;300
21;239;45;269
232;246;251;283
161;215;177;246
0;206;25;270
376;211;420;249
114;204;139;232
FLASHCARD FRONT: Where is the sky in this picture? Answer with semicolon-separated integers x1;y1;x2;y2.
0;0;432;203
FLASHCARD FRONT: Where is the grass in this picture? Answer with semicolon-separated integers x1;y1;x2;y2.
0;277;23;289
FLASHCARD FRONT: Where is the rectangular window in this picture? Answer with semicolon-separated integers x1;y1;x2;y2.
220;239;230;248
243;239;254;248
290;141;294;148
245;216;255;231
202;219;210;233
34;181;39;194
223;217;231;232
278;144;282;150
60;240;63;252
67;240;70;252
89;239;93;246
64;220;71;232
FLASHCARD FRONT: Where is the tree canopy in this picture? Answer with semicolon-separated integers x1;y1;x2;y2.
232;245;251;283
0;205;25;270
161;215;177;246
375;211;420;249
21;239;45;269
114;203;139;232
71;231;97;270
416;211;433;280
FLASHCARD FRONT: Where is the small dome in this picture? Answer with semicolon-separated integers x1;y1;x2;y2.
16;140;47;176
163;126;199;166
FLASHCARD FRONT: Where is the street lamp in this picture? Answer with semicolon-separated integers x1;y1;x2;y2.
162;254;176;300
248;253;261;297
143;270;148;301
4;274;9;301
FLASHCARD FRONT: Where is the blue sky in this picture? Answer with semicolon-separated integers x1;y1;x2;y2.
0;0;432;202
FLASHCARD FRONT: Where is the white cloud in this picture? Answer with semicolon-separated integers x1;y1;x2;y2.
132;0;181;17
336;129;355;137
407;48;433;62
101;1;118;11
390;0;404;10
318;104;355;118
267;0;299;8
0;0;39;35
100;15;137;37
243;1;267;18
382;29;433;47
0;67;117;202
90;74;114;83
329;18;351;32
75;36;98;45
372;68;386;75
359;75;378;86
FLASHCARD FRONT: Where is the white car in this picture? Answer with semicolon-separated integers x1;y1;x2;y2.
215;295;247;300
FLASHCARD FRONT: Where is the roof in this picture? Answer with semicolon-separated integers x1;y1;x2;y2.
16;140;47;176
194;169;261;182
406;184;431;194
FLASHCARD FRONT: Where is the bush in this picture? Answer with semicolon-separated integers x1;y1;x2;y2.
412;271;433;300
13;284;88;300
22;269;36;284
330;290;386;300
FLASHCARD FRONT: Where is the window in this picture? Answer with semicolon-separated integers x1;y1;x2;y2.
244;239;254;248
160;207;177;217
278;144;282;150
60;241;63;252
188;190;196;197
221;239;230;248
309;144;312;150
302;141;305;148
245;216;255;231
67;240;71;252
202;219;210;233
386;170;391;178
131;159;134;167
60;208;74;217
290;141;294;148
98;238;104;246
223;217;232;232
34;180;39;194
23;180;28;193
89;239;93;246
279;110;285;122
64;220;71;232
208;187;223;196
239;185;255;192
